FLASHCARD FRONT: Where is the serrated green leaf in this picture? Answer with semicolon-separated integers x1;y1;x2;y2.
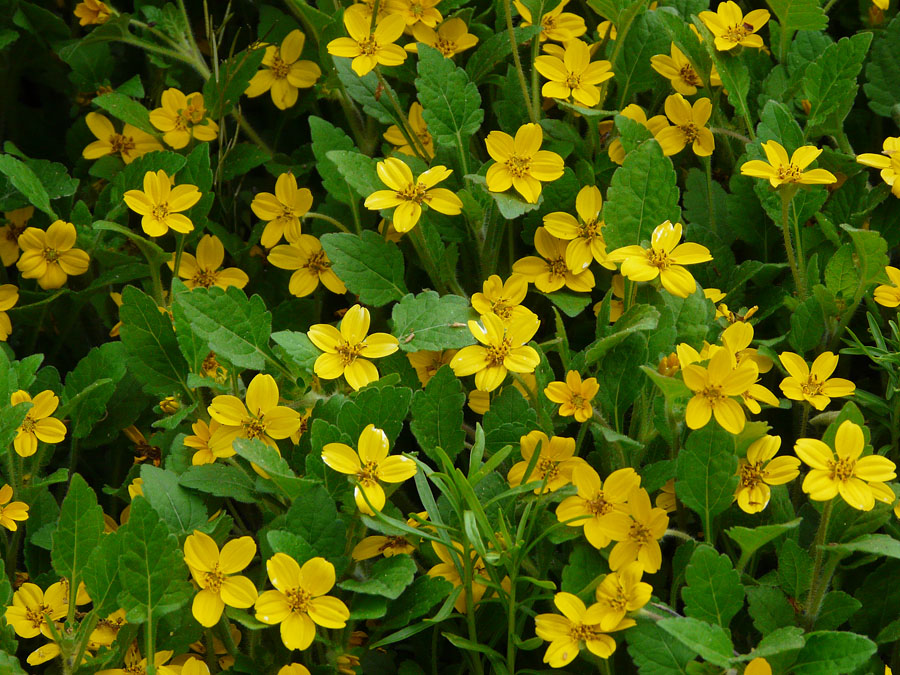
392;291;476;352
740;626;805;661
232;438;310;500
815;591;861;631
271;330;319;374
324;149;382;201
864;15;900;118
626;619;697;675
824;245;858;299
338;385;411;443
410;365;466;463
676;426;738;531
778;538;813;598
51;473;104;597
61;342;127;439
202;47;266;119
658;617;734;668
309;116;356;205
416;44;483;149
380;575;453;631
140;465;208;535
791;631;875;675
842;224;888;288
726;518;801;558
0;153;56;219
766;0;827;32
281;483;347;566
339;555;417;599
757;99;804;149
83;527;124;616
825;533;900;559
788;295;825;353
802;33;871;131
614;10;670;104
711;51;751;127
465;25;542;84
585;305;660;364
333;56;396;125
321;232;408;306
682;545;744;628
179;464;257;503
93;92;155;134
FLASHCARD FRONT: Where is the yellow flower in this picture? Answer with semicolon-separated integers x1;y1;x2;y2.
655;94;715;157
0;284;18;341
597;20;617;40
514;0;587;42
268;235;346;298
4;581;67;639
735;435;800;514
0;484;28;531
183;530;258;627
543;185;615;273
159;396;180;414
740;141;837;187
124;170;202;237
149;88;219;150
471;274;532;325
608;105;669;164
544;371;599;423
352;512;426;560
593;274;625;322
699;1;770;51
407;350;458;386
406;19;479;57
534;39;613;107
11;390;67;457
427;541;500;613
176;657;210;675
875;266;900;307
720;322;773;374
392;0;442;27
508;431;586;493
17;221;90;290
384;102;434;158
514;227;596;293
655;478;676;512
88;609;127;650
556;464;638;548
682;349;758;434
308;304;399;390
128;477;144;499
168;235;248;290
322;423;417;515
609;487;669;573
451;312;541;392
82;112;163;164
1;206;32;265
74;0;110;25
201;351;228;383
650;43;720;95
251;172;313;248
485;123;565;203
796;420;897;511
327;6;407;76
746;658;772;675
534;592;625;668
254;553;350;651
279;665;311;675
778;351;855;411
593;562;653;631
184;419;232;465
467;373;537;414
607;221;712;298
97;645;178;675
857;136;900;198
364;158;463;232
245;30;321;109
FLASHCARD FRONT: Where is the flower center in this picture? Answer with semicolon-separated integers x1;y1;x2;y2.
204;567;227;593
42;247;60;263
700;384;726;404
192;268;219;289
647;248;671;270
151;203;170;221
586;493;612;516
271;55;291;79
537;457;560;482
410;1;426;15
358;36;380;56
679;123;700;143
434;37;456;56
723;23;751;42
776;163;803;183
739;461;765;490
679;64;702;86
490;300;513;322
603;587;629;611
565;73;582;89
5;223;25;243
124;664;145;675
380;536;409;553
486;337;512;367
628;520;653;544
426;355;444;377
829;458;856;482
337;341;364;367
542;15;558;32
504;155;532;178
578;219;600;240
569;622;601;643
25;604;50;629
243;417;268;440
110;133;136;155
398;182;429;204
305;250;331;275
20;414;36;433
548;256;569;279
570;393;585;409
356;460;380;485
286;587;312;614
800;377;823;396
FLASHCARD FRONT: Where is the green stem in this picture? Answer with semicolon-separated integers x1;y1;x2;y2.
304;211;352;234
145;614;157;675
703;156;716;235
409;226;450;294
503;0;537;123
202;628;219;673
823;0;840;12
70;612;99;673
171;234;186;297
232;110;274;155
779;187;806;300
710;126;751;144
506;571;517;675
375;69;429;161
463;551;486;675
530;31;542;123
804;498;836;629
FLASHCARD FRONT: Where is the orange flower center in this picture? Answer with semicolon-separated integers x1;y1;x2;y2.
800;377;824;397
586;493;612;516
679;64;702;86
42;247;60;263
357;36;380;56
504;155;532;178
304;250;331;275
775;163;803;183
337;341;364;366
20;414;36;433
25;604;50;629
151;203;170;221
203;567;227;593
679;123;700;143
548;256;569;279
286;587;312;614
828;457;856;482
564;73;582;89
537;457;560;482
578;219;600;241
243;417;268;440
191;268;219;289
738;460;765;490
356;460;380;485
647;248;671;270
490;299;513;322
723;22;751;42
628;520;653;544
110;133;136;156
434;37;457;56
486;337;512;367
271;55;291;79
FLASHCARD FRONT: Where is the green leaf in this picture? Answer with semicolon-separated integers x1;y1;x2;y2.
415;44;483;150
852;560;900;640
83;524;124;616
602;140;680;250
0;653;26;675
466;174;542;220
465;26;542;84
281;483;347;565
392;291;476;352
766;0;827;32
842;225;889;288
682;545;744;628
410;365;466;463
219;143;269;181
117;498;192;623
824;533;900;559
676;426;738;532
658;617;734;668
339;555;417;599
232;438;309;500
627;619;698;675
321;232;408;306
747;586;796;634
788;295;825;353
585;305;660;364
309;116;356;206
338;385;411;443
613;10;670;104
824;245;859;300
93;92;155;134
333;56;396;125
757;99;804;149
179;464;257;504
61;342;127;439
778;538;813;599
864;15;900;117
380;576;453;631
140;465;208;536
802;33;871;131
790;631;876;675
173;282;273;370
51;474;104;594
543;290;591;317
711;51;751;127
815;591;861;631
0;153;56;219
726;518;801;559
202;47;266;119
271;330;319;374
324;149;382;201
120;285;190;396
741;626;806;661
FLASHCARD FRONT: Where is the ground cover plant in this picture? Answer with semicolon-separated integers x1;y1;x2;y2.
0;0;900;672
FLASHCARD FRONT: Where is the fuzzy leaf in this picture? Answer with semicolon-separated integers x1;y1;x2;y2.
410;365;466;463
416;44;483;149
682;545;745;628
392;291;477;352
321;232;408;306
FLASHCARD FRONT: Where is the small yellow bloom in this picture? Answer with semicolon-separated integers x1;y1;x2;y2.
11;390;67;457
352;533;415;561
97;645;178;675
795;420;897;511
327;6;407;77
720;321;773;374
857;137;900;198
514;227;595;293
534;39;613;107
254;553;350;651
746;658;772;675
1;206;32;265
682;349;758;434
485;123;565;203
149;88;219;149
128;477;144;500
544;371;599;423
655;478;676;512
508;431;586;493
556;464;638;548
735;435;800;513
471;274;532;325
168;234;248;291
655;94;715;157
392;0;442;27
308;304;399;390
74;0;110;25
699;1;770;51
467;373;537;414
427;541;501;613
184;419;231;465
82;112;163;164
594;562;653;631
608;105;669;164
778;351;855;411
593;274;625;322
251;172;313;248
534;592;626;668
17;221;90;289
268;235;346;297
407;350;458;386
514;0;587;42
657;353;680;377
543;185;615;272
364;158;462;233
608;487;669;573
406;19;479;57
4;581;67;639
322;424;417;515
183;530;258;627
607;221;712;298
279;665;311;675
245;30;321;109
741;141;837;188
875;266;900;307
650;43;720;95
0;484;28;531
0;284;18;341
124;170;202;237
159;396;180;414
384;102;434;159
451;312;541;392
88;610;127;650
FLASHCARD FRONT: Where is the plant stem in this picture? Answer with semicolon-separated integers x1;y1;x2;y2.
305;211;352;234
375;69;429;161
463;551;486;675
703;156;716;235
779;187;806;300
506;572;518;675
804;498;835;629
145;614;157;675
530;31;542;123
232;110;274;155
710;126;751;144
503;0;537;123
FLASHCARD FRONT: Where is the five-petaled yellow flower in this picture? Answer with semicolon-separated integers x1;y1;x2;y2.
327;6;407;76
556;464;638;548
735;435;800;514
608;105;669;164
534;592;627;668
74;0;110;25
308;304;399;390
485;123;565;203
169;235;248;290
607;221;712;298
269;235;346;297
857;136;900;198
593;562;652;631
384;102;434;159
184;530;258;627
609;487;668;573
471;274;532;325
544;371;600;423
683;349;758;434
406;19;479;57
184;419;230;465
514;227;596;293
451;312;541;392
543;185;615;272
875;266;900;307
17;221;90;290
149;88;219;149
796;420;897;511
656;94;715;157
778;351;855;411
0;284;18;341
245;30;321;110
365;158;462;232
534;39;613;107
4;581;67;639
740;141;837;187
254;553;350;651
124;170;202;237
699;1;770;51
508;431;586;493
322;423;418;514
11;390;67;457
393;0;443;27
650;43;720;95
514;0;587;42
82;112;162;164
251;172;313;248
0;484;28;531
